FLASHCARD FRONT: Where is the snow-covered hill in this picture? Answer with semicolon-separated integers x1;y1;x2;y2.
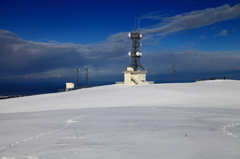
0;80;240;159
1;80;239;113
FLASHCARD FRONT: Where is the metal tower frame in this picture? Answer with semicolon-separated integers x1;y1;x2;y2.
74;68;80;88
128;31;145;71
85;66;88;87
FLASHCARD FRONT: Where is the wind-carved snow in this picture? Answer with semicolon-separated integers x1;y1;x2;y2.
222;123;240;138
0;109;109;154
164;107;240;139
0;80;240;158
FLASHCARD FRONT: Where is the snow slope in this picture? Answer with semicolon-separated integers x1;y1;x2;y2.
0;80;240;159
0;80;239;113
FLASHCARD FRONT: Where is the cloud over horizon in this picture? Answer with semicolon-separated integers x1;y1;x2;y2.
1;29;240;80
1;3;240;81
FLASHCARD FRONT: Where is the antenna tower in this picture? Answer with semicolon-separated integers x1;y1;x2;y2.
85;66;88;87
172;63;176;83
74;68;80;88
128;21;144;71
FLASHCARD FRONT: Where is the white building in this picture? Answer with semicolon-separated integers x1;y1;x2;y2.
66;83;74;91
122;67;148;86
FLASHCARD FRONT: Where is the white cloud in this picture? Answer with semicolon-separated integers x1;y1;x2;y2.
211;26;217;30
140;11;165;20
0;29;130;78
142;50;240;75
1;4;240;79
197;36;206;39
1;29;240;80
186;42;195;46
141;4;240;37
214;30;228;37
48;40;58;43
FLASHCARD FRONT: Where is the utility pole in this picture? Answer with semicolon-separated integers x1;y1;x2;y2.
74;68;80;89
172;63;176;83
85;66;88;87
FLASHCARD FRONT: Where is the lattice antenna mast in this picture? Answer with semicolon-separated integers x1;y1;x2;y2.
172;63;176;83
74;68;80;88
128;30;145;71
85;66;88;87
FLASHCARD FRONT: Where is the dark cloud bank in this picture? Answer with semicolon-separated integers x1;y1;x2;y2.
1;28;240;82
1;3;240;82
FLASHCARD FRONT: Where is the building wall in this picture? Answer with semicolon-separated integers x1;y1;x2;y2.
66;83;74;89
124;72;132;86
122;67;147;86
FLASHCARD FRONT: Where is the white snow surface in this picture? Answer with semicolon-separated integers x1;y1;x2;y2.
0;80;240;159
1;80;240;113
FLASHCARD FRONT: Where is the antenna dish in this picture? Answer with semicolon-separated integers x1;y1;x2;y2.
136;52;142;56
128;33;131;38
127;30;145;70
128;32;142;39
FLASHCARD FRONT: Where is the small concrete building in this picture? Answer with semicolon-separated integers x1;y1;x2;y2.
66;83;74;91
122;67;147;86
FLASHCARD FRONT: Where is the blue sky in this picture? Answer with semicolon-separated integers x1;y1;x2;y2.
0;0;240;83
